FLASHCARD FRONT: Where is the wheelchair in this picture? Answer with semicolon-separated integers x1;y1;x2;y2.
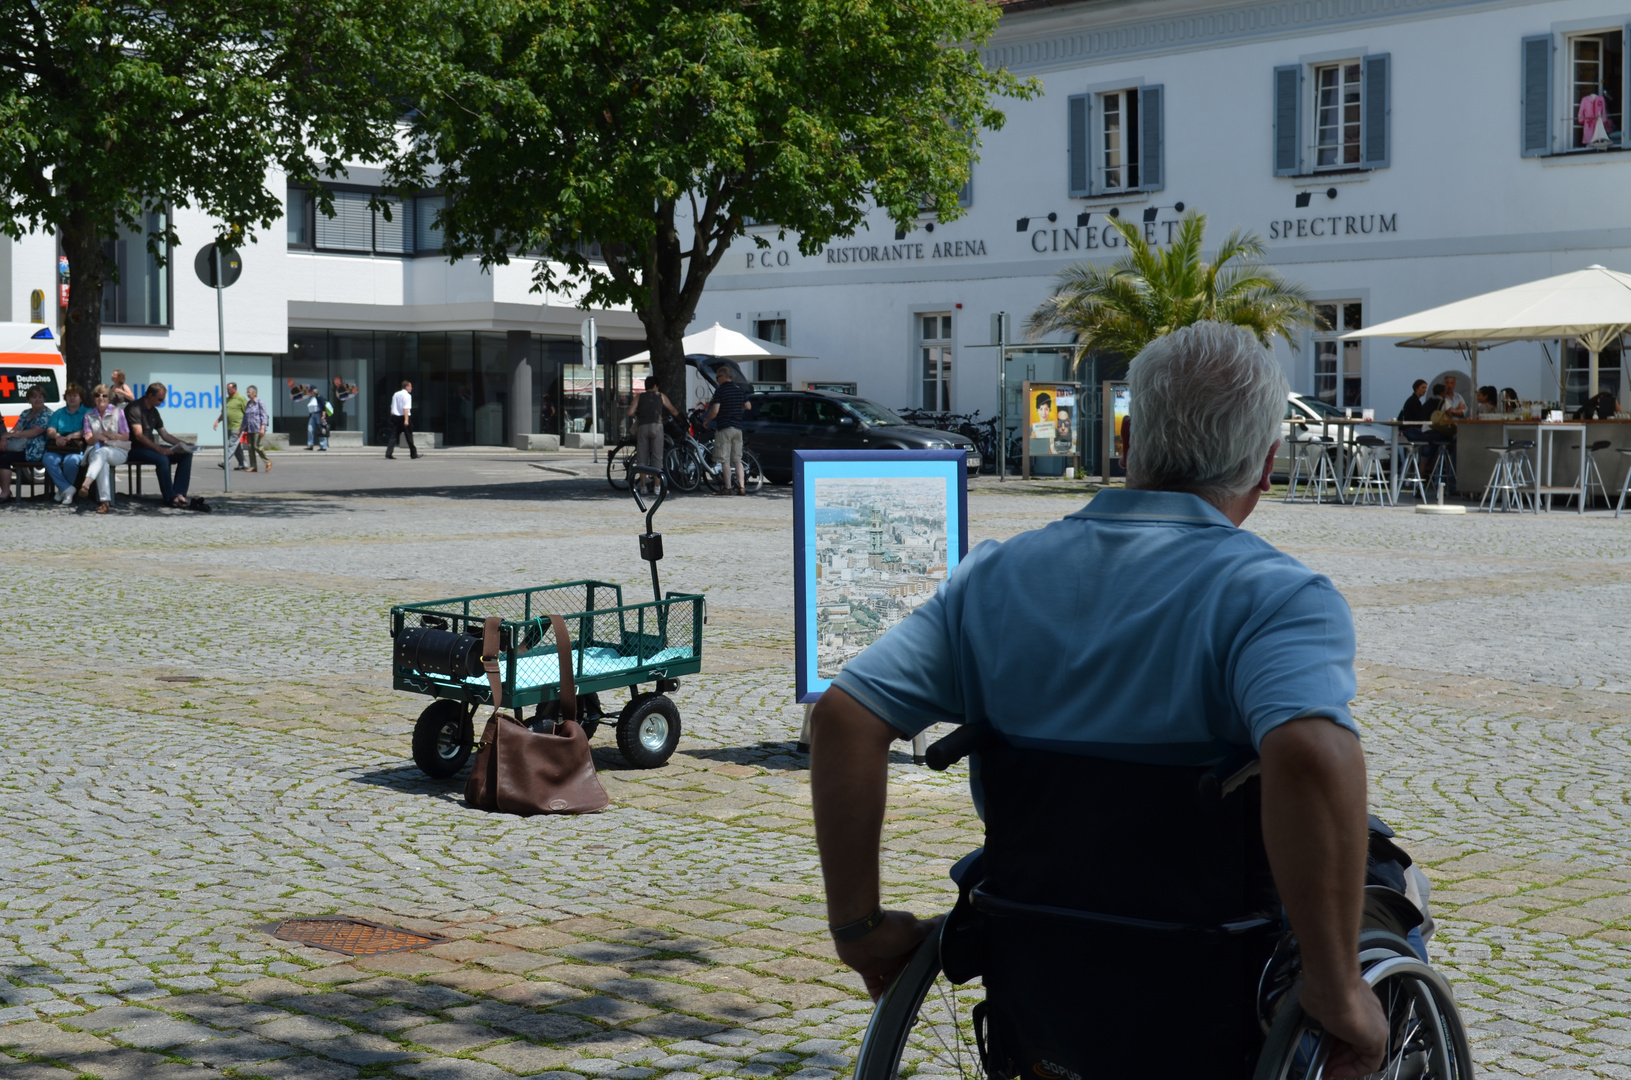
852;726;1472;1080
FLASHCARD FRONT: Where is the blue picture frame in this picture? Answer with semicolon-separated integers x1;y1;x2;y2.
793;450;971;703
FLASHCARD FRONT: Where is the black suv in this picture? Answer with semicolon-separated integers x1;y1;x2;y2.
740;390;982;483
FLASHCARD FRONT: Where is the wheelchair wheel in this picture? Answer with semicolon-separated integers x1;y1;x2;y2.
1254;931;1471;1080
854;923;984;1080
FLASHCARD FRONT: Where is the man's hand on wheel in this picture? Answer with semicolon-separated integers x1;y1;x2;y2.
835;912;940;1002
1302;978;1388;1079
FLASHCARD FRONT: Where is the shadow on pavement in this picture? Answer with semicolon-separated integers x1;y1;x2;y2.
685;743;808;771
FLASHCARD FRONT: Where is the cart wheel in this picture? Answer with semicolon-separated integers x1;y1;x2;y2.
617;693;682;768
412;700;471;778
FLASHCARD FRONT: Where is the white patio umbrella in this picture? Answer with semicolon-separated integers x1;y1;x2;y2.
1344;265;1631;397
616;322;809;364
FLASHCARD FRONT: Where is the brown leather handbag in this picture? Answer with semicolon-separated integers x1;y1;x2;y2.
464;614;609;816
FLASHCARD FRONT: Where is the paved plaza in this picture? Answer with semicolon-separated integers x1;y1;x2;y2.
4;449;1631;1079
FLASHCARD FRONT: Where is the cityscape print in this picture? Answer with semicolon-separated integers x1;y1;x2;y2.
812;477;950;679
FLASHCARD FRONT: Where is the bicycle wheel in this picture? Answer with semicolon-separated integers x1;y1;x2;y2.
1254;931;1472;1080
699;441;728;494
606;442;633;491
664;444;702;493
854;925;984;1080
741;448;765;493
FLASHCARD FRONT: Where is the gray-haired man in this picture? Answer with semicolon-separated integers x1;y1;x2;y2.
810;322;1388;1077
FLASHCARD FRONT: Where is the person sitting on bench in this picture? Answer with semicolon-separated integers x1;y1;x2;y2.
126;382;195;508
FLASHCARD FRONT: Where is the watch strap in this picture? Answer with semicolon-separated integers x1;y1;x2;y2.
829;906;886;943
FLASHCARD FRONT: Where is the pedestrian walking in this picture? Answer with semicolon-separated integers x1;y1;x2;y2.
704;368;753;495
627;375;678;495
213;382;248;470
387;380;418;459
242;386;272;472
79;384;130;513
304;387;328;451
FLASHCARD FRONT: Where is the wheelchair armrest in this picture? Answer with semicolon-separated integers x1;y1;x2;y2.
1197;748;1260;804
925;723;982;771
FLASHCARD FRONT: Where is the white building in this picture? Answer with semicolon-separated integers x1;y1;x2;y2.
5;0;1626;453
1;174;643;447
693;0;1631;465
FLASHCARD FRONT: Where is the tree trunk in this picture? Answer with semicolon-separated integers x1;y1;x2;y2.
649;328;689;413
59;206;106;392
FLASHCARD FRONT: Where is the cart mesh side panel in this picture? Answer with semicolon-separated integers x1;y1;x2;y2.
510;596;700;690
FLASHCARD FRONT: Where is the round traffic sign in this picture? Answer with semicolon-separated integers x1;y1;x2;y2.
194;245;243;289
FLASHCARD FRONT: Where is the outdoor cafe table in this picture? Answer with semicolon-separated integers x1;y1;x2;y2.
1452;419;1631;512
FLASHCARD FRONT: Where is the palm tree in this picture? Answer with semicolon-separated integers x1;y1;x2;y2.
1027;211;1314;367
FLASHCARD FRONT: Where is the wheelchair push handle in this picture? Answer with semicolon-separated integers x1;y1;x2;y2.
925;723;982;771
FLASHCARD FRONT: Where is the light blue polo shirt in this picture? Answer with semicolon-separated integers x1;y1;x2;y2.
831;488;1357;766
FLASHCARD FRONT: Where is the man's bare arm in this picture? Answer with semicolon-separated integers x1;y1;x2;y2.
1260;718;1386;1079
810;687;936;999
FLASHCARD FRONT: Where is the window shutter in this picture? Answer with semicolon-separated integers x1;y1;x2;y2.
1273;65;1302;175
1521;34;1553;157
1139;84;1165;191
374;197;413;254
1068;93;1091;197
1624;25;1631;150
1360;54;1390;168
314;190;373;252
415;195;445;252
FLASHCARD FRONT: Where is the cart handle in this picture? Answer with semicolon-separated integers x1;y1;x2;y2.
631;465;667;531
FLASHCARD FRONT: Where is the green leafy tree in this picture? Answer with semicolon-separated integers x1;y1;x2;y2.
0;0;415;388
400;0;1033;394
1027;211;1314;370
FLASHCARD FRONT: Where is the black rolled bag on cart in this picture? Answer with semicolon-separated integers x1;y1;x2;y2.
465;614;609;816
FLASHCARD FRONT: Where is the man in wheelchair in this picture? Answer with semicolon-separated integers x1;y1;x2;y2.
810;324;1455;1080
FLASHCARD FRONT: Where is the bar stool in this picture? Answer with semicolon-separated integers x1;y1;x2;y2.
1567;440;1612;509
1284;434;1343;504
1345;435;1393;506
1425;439;1457;498
1481;440;1534;512
1614;448;1631;518
1393;439;1429;503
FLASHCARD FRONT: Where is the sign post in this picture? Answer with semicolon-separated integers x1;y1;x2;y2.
194;244;243;492
580;316;599;463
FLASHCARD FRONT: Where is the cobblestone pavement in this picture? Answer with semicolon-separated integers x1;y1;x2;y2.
4;466;1631;1078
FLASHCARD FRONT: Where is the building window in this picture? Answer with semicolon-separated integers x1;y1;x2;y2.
1274;56;1389;175
101;209;170;327
1314;62;1363;169
1313;301;1363;408
919;312;952;411
287;188;313;249
754;318;788;383
1099;90;1139;191
415;195;445;253
1570;32;1624;149
314;190;374;253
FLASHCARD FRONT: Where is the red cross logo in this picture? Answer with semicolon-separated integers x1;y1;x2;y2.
0;375;15;398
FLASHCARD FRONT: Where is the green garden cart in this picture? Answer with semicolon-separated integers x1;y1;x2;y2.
390;469;703;777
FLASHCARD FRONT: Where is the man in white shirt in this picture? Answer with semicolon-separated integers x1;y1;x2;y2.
387;380;418;460
1439;375;1467;420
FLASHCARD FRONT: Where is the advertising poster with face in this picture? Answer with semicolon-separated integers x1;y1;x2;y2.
1051;385;1078;455
1029;388;1057;443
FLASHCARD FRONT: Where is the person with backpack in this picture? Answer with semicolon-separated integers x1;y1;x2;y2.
627;375;678;495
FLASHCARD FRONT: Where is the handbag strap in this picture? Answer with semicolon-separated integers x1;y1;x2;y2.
549;614;578;722
482;616;505;711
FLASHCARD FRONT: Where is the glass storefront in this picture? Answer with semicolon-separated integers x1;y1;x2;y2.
276;330;623;446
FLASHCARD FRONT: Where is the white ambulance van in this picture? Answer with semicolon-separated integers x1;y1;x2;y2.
0;324;66;430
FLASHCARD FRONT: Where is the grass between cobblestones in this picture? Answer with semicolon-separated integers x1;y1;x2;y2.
4;478;1631;1078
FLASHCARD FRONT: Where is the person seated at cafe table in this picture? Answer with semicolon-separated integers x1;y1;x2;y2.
1573;390;1619;421
1398;379;1432;438
1439;375;1468;420
1501;387;1520;413
1476;386;1500;416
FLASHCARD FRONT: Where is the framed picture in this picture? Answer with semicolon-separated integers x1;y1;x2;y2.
793;450;971;703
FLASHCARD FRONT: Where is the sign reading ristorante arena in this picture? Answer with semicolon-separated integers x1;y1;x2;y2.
822;239;989;263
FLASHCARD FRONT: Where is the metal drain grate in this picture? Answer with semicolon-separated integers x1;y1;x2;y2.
267;917;447;956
